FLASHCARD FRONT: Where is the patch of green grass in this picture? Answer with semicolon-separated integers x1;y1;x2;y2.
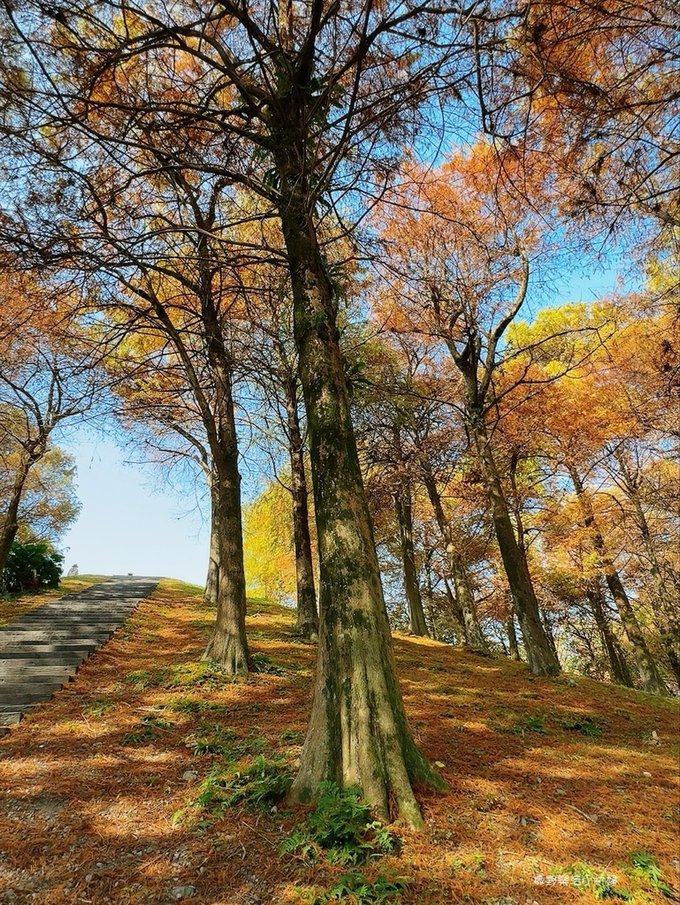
163;697;223;715
184;725;265;759
190;756;291;815
504;714;547;736
119;660;229;691
560;714;603;737
281;783;399;867
121;714;174;746
82;698;115;718
560;862;632;900
314;872;409;904
281;728;304;744
251;652;287;675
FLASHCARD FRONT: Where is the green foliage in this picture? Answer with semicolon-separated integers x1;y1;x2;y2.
120;660;228;691
508;714;547;735
1;540;63;593
560;714;603;737
251;652;286;675
121;713;174;745
195;757;291;813
184;725;265;759
630;852;673;897
314;872;408;904
83;698;115;718
281;783;399;867
163;697;223;715
561;863;632;900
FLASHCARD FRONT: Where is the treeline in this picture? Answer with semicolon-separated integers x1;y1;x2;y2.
0;0;676;824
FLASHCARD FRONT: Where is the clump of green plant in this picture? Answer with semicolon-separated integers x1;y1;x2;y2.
185;725;265;759
560;714;603;738
195;756;291;813
281;728;303;744
121;713;174;745
630;852;673;897
561;862;632;900
251;652;286;675
314;872;408;904
508;714;547;736
281;783;399;867
83;698;115;718
164;697;223;715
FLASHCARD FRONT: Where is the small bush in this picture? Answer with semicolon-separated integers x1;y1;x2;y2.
630;852;673;897
314;872;408;904
281;783;399;866
2;541;63;593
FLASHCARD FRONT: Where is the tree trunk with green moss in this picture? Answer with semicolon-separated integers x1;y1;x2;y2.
201;303;250;674
469;420;560;676
276;146;440;826
568;464;666;694
394;483;429;637
422;468;488;652
585;581;633;687
286;390;319;640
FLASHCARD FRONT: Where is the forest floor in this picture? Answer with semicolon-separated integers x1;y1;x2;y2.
0;579;677;905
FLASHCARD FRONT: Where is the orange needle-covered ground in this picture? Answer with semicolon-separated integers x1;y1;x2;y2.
0;580;677;904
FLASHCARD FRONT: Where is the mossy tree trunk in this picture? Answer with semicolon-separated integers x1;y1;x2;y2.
614;449;680;686
394;483;429;637
199;286;249;674
469;419;560;675
422;468;488;652
568;464;666;694
0;454;32;574
203;486;220;607
286;387;319;640
585;581;633;687
275;139;440;827
506;607;521;661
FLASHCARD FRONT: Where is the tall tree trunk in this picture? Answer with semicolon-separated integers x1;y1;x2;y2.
585;582;633;687
567;463;666;694
286;391;319;640
442;576;467;643
203;488;220;607
422;468;488;652
277;159;439;826
394;483;429;637
201;311;250;674
0;456;32;574
506;607;521;661
614;449;680;686
470;421;560;676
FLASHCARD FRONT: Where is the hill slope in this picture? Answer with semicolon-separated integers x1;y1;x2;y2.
0;579;677;904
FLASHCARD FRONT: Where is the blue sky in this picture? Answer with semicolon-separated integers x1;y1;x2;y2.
57;261;629;586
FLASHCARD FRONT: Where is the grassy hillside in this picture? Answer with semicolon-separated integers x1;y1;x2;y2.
0;579;677;904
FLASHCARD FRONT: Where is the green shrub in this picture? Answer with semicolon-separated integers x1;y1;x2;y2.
314;872;408;904
2;541;63;593
630;852;673;897
281;783;399;866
